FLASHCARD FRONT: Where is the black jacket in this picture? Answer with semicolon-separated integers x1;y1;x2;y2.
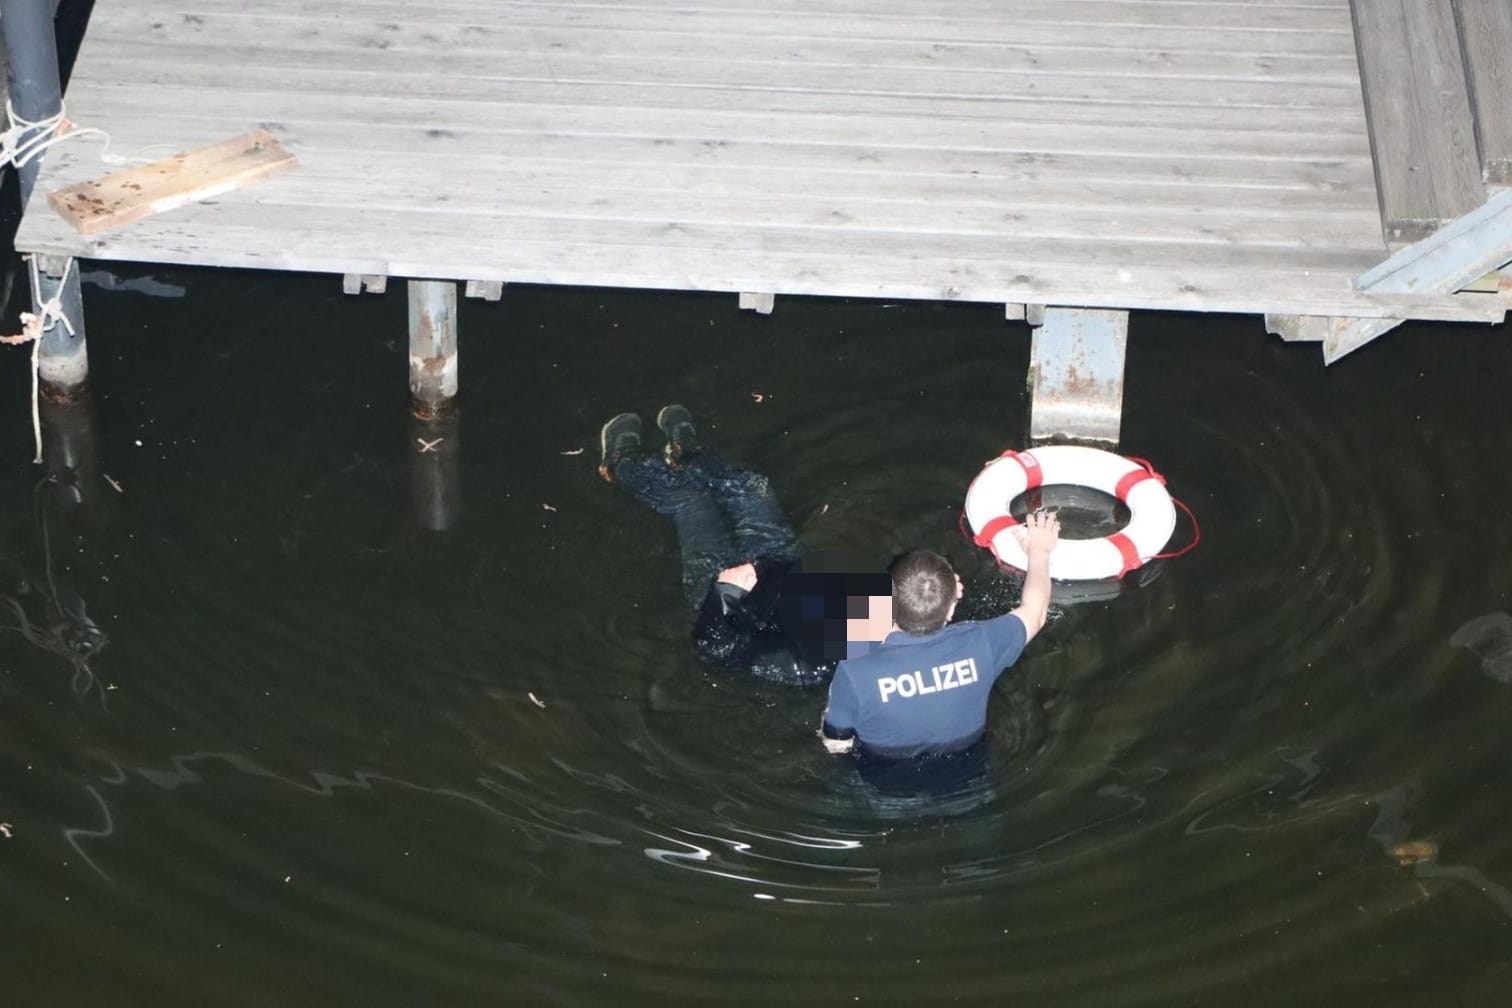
691;561;837;687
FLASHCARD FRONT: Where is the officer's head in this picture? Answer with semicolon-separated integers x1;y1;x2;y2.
889;550;961;634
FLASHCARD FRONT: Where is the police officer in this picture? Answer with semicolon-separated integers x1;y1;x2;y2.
820;511;1060;759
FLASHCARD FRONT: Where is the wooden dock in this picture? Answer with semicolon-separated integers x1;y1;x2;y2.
10;0;1512;329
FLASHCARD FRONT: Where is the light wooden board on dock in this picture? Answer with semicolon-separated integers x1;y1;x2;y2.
47;129;296;235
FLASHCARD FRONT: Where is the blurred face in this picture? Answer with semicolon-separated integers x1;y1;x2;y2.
846;593;894;643
782;568;893;660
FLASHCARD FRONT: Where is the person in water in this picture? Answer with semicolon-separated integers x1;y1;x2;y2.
820;512;1060;760
599;406;892;686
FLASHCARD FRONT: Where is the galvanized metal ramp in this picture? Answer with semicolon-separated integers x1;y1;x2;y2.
1324;189;1512;362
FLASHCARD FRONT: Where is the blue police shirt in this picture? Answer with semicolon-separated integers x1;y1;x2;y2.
822;613;1028;759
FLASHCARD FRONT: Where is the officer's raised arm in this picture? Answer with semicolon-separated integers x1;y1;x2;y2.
1008;510;1060;642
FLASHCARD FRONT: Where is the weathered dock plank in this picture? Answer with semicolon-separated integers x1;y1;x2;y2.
178;0;1360;53
58;97;1380;199
1453;0;1512;185
124;11;1365;82
1350;0;1485;243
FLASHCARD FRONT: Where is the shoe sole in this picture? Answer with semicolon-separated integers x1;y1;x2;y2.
655;405;687;437
655;405;694;462
599;413;640;481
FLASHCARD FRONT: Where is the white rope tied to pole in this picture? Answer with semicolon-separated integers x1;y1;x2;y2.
24;254;78;340
1;257;81;463
0;98;111;170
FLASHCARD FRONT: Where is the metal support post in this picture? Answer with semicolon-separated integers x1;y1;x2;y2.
1028;307;1129;446
4;2;91;400
407;279;458;418
1;0;65;207
31;255;89;401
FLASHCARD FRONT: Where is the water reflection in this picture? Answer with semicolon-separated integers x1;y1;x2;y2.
80;266;187;299
408;409;461;532
1449;613;1512;682
39;391;101;510
1;475;110;700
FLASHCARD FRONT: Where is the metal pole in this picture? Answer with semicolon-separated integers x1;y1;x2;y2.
407;279;458;418
31;254;88;401
2;1;90;401
1;0;65;207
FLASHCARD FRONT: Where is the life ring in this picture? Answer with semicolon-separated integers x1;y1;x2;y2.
964;445;1177;581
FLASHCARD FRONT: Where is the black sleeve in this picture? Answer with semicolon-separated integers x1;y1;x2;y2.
692;580;756;666
820;668;858;739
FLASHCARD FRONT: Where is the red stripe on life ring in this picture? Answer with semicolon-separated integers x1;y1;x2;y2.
1005;450;1044;490
1113;469;1155;502
972;513;1019;548
1106;532;1142;577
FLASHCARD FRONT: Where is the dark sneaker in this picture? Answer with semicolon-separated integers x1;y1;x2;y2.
598;412;642;482
656;404;699;463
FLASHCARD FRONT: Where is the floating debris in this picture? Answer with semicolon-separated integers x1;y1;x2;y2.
1390;840;1439;867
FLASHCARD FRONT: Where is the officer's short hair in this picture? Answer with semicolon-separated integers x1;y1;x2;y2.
890;550;956;634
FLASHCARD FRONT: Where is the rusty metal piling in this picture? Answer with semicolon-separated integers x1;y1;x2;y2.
1027;307;1130;446
407;279;458;418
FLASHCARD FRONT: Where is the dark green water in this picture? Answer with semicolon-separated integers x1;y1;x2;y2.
2;263;1510;1006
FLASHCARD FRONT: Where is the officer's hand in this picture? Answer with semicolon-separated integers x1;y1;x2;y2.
1014;509;1061;554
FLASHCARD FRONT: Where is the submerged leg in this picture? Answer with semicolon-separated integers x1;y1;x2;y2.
612;450;736;610
682;452;800;567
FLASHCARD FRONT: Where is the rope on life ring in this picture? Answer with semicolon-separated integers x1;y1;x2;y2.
961;445;1197;581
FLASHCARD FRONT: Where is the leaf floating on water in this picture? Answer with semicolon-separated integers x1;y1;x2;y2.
1390;840;1439;866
